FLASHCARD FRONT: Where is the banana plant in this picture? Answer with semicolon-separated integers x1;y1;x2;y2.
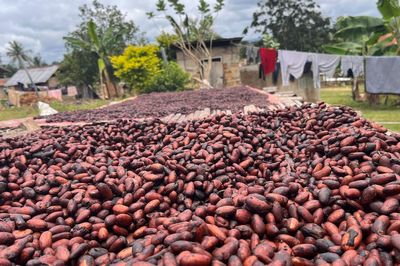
64;20;118;99
324;2;400;103
263;34;280;49
323;16;387;56
377;0;400;55
378;0;400;20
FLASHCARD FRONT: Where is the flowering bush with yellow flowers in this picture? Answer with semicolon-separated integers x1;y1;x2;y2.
110;45;161;93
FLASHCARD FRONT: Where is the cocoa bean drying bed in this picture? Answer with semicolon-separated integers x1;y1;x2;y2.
41;86;298;124
1;101;400;265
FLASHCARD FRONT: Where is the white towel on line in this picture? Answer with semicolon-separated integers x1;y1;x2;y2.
279;50;310;86
341;56;364;78
311;53;341;89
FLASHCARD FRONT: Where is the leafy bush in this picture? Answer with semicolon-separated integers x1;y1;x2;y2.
110;45;161;92
144;62;191;93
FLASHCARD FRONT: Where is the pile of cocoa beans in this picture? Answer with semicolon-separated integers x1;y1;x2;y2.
43;86;271;123
1;103;400;266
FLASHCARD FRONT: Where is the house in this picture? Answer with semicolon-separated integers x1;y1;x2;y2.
4;65;62;107
5;65;59;89
174;37;243;88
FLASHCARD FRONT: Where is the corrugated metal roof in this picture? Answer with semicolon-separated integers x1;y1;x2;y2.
5;65;59;87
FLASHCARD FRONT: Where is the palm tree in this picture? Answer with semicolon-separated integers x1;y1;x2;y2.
6;41;39;95
64;20;118;99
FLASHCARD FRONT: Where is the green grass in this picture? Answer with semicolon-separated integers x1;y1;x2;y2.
0;99;113;121
49;99;111;112
0;105;39;121
321;87;400;132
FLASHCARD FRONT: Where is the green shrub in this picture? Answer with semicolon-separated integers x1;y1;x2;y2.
144;62;190;93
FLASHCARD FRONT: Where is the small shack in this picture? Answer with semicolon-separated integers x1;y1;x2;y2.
175;37;243;88
4;65;62;106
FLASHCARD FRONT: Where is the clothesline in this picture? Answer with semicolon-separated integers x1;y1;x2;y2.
278;50;343;89
235;43;400;94
266;49;400;95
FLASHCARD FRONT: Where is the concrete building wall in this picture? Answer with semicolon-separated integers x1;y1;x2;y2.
240;64;320;103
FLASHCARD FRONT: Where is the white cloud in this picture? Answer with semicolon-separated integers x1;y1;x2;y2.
318;0;380;18
0;0;380;63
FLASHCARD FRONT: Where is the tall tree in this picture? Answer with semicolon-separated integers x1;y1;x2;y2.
148;0;224;88
64;20;119;99
31;54;47;67
6;41;39;95
57;50;99;98
62;0;144;98
75;0;145;53
0;63;17;78
245;0;332;52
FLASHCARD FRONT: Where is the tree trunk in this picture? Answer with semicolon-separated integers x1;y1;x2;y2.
98;67;108;99
103;70;118;98
367;93;380;105
352;77;361;101
82;86;89;99
19;57;39;96
203;55;213;89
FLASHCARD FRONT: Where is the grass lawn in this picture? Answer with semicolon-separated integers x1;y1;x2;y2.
50;99;111;113
0;99;112;121
321;87;400;132
0;105;39;121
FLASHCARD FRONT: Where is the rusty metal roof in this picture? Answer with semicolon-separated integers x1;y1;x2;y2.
172;37;243;50
5;65;58;87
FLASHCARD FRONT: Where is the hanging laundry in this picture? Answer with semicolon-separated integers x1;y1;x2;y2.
279;50;310;86
311;53;340;89
272;62;280;85
47;89;63;101
246;46;253;63
259;63;265;80
365;56;400;94
67;86;78;97
253;47;260;63
259;48;277;76
246;46;259;64
341;56;364;78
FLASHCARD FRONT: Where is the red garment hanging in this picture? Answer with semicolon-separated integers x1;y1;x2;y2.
259;48;277;75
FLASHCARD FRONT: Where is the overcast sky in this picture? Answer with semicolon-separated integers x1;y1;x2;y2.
0;0;380;64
